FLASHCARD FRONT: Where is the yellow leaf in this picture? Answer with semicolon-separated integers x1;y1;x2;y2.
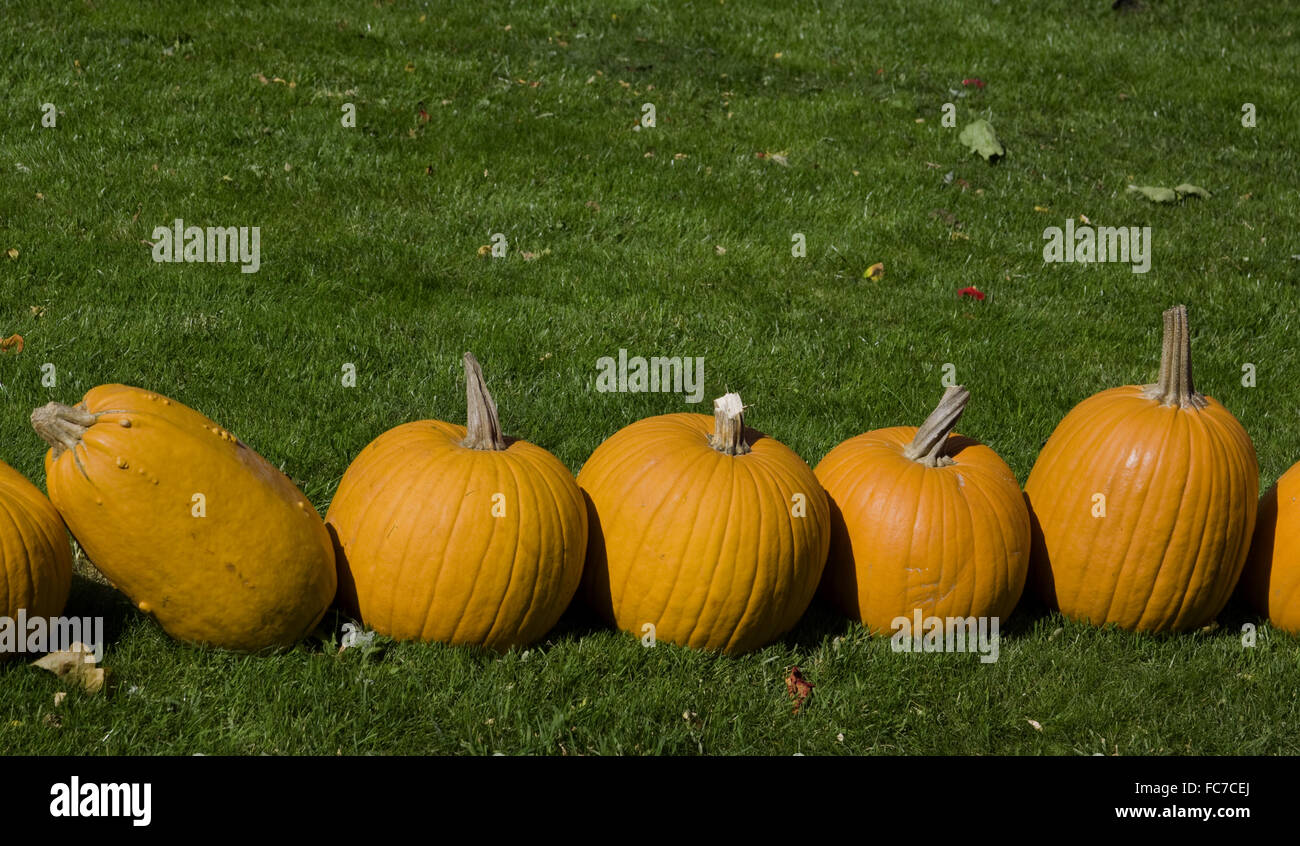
31;642;108;694
1033;205;1049;212
864;262;885;280
5;248;17;259
405;62;415;73
477;244;491;256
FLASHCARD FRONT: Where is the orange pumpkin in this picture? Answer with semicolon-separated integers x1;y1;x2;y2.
327;353;587;650
816;386;1029;631
1240;462;1300;633
1024;305;1258;632
0;459;72;658
32;386;336;651
579;393;830;654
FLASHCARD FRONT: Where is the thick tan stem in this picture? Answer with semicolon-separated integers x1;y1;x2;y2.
461;352;507;451
31;402;100;459
902;386;970;467
707;392;751;456
1142;305;1208;409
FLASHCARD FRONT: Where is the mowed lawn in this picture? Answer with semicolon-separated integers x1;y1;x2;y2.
1;0;1299;754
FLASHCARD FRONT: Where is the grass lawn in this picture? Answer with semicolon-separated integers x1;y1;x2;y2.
1;0;1299;755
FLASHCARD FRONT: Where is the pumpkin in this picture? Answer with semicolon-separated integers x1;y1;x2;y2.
578;392;829;654
326;353;586;650
0;459;73;658
1240;462;1300;633
31;386;336;651
1024;305;1258;632
815;386;1030;631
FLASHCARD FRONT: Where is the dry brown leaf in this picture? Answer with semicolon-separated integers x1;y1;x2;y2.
713;245;726;255
0;334;23;354
785;666;814;714
1027;718;1043;731
31;642;108;693
5;248;17;259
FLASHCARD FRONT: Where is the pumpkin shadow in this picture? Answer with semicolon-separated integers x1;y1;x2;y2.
62;570;137;648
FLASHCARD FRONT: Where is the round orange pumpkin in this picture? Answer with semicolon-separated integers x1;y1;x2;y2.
1240;462;1300;633
1024;305;1258;632
326;353;587;650
816;386;1030;631
578;392;830;654
0;459;73;658
32;386;336;651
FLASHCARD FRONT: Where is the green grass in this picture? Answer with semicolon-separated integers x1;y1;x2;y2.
2;0;1299;755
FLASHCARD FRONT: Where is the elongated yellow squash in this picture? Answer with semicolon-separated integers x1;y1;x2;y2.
32;385;336;651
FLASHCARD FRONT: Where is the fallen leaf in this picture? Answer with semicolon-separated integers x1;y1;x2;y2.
958;119;1004;161
43;713;62;728
404;62;415;72
1174;183;1211;199
53;691;66;708
585;200;600;211
863;262;885;280
256;73;269;84
950;231;969;240
1027;718;1043;731
714;245;727;255
31;642;107;693
957;286;985;301
1;334;24;354
1079;214;1091;224
1033;205;1050;212
29;306;47;317
673;152;688;160
786;666;814;714
962;77;986;89
476;244;491;257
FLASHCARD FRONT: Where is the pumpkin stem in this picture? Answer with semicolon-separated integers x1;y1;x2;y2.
461;352;507;451
31;402;100;459
708;392;751;456
902;386;970;467
1143;304;1208;409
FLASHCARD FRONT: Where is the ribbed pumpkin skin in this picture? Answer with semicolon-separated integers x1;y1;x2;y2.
40;385;336;651
1025;386;1258;632
1240;463;1300;633
0;460;72;658
326;421;587;650
578;414;830;654
816;428;1029;631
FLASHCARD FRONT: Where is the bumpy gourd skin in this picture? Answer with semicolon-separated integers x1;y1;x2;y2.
816;428;1030;632
578;413;830;655
1025;386;1258;632
327;421;588;651
39;385;336;651
0;460;72;659
1240;463;1300;633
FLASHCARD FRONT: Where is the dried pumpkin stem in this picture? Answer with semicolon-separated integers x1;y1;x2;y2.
31;402;99;459
708;392;751;456
902;386;970;468
461;352;507;451
1143;304;1208;409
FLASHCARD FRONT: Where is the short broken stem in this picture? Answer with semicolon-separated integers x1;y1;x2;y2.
707;392;751;456
461;352;507;450
31;402;100;459
1142;304;1208;409
902;386;970;467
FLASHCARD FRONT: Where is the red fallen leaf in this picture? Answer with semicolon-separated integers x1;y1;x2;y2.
958;286;986;301
755;151;768;158
417;101;430;123
962;77;985;89
785;666;814;714
0;334;23;354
